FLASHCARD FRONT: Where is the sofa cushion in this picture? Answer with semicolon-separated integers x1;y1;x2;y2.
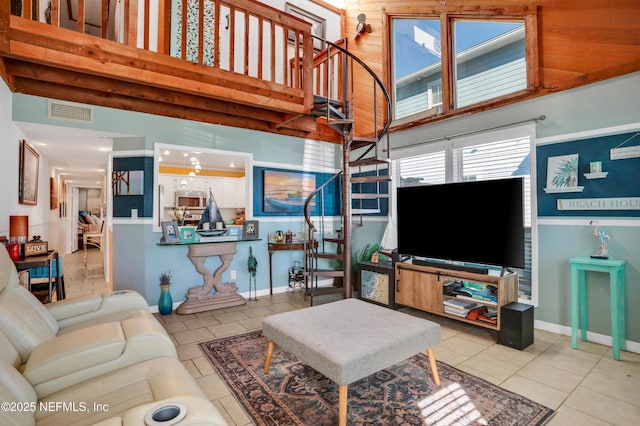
0;328;21;369
24;315;176;398
0;285;59;363
22;322;126;385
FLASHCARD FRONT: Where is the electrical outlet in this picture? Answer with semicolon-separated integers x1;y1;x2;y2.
230;270;237;279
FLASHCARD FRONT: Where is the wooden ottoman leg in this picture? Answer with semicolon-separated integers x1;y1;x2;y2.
427;348;440;386
264;340;275;374
338;384;348;426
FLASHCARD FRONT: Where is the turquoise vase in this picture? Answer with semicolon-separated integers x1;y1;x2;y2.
158;284;173;315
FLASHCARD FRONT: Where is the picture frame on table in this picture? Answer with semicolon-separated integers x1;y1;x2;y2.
242;220;259;240
161;221;182;243
19;140;39;205
180;226;197;243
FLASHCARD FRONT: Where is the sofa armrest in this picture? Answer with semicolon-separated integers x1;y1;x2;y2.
47;290;149;327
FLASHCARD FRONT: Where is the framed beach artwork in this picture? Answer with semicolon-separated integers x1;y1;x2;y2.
360;269;390;306
19;140;39;205
263;170;316;213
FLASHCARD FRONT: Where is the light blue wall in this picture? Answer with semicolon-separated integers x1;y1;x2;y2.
8;68;640;349
11;93;343;305
392;71;640;348
537;222;639;342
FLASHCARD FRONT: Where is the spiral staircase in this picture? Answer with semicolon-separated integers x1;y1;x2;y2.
302;38;392;305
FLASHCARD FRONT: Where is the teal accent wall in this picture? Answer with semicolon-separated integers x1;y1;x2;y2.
112;157;154;217
536;132;640;217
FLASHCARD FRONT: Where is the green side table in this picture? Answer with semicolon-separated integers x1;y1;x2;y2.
569;256;626;360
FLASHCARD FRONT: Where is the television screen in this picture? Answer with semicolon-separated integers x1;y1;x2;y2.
397;177;525;269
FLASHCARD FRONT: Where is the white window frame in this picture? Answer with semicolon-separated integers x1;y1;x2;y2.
427;79;443;109
391;124;538;305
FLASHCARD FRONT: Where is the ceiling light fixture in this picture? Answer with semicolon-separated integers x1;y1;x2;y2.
180;153;189;189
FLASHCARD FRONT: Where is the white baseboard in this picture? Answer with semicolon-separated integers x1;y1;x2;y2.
535;319;640;354
149;279;335;312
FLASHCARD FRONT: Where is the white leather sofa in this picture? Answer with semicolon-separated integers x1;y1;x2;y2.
0;245;178;397
0;330;227;425
0;245;228;425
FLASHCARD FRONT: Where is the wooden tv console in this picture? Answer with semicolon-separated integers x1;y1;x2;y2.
395;261;519;331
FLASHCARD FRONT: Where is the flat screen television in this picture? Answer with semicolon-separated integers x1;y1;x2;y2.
396;177;525;272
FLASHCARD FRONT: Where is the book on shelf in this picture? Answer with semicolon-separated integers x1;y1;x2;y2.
455;294;497;306
444;307;470;317
477;315;497;324
443;306;471;315
443;299;477;310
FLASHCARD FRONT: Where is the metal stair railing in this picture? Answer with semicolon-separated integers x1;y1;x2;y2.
302;36;392;301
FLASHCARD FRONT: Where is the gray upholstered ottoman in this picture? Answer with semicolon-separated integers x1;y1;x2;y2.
262;298;441;426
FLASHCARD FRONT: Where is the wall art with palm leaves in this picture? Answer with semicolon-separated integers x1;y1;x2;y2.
544;154;584;193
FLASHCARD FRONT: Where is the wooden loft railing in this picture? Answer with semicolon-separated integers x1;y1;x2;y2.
1;0;321;138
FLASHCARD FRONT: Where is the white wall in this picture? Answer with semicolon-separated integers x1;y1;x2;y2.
0;81;65;250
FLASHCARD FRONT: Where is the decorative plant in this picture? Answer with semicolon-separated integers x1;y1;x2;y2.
331;243;383;273
173;207;189;225
159;271;172;286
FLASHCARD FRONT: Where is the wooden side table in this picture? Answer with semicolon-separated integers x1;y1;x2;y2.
268;241;317;295
13;250;61;303
569;256;626;360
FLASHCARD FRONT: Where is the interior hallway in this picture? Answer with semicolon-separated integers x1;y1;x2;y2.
61;249;640;426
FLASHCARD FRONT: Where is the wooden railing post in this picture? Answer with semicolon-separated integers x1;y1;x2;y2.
0;1;10;54
301;34;314;111
127;0;138;48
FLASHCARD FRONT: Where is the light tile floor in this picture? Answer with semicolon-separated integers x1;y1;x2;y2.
62;249;640;425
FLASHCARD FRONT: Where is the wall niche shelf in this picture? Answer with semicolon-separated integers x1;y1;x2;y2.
584;172;608;179
543;186;585;193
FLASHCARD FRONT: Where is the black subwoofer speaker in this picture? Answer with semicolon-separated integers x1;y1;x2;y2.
499;302;533;350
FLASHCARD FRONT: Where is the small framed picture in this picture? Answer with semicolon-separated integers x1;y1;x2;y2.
180;226;197;243
161;221;182;243
242;220;259;240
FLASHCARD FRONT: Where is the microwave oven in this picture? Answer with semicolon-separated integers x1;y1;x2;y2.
175;191;207;209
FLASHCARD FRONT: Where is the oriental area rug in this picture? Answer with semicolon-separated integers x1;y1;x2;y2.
200;331;554;426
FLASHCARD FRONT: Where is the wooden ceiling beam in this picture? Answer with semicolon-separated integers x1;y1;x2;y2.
12;77;320;139
5;60;309;127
